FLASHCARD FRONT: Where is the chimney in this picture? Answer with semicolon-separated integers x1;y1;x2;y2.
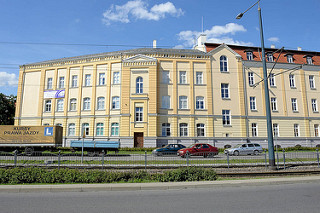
153;40;157;48
271;44;275;48
194;34;207;52
297;47;302;51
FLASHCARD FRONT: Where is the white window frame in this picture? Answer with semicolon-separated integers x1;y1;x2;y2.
251;123;258;137
271;97;278;111
291;98;298;112
71;75;78;88
68;123;75;136
162;123;171;137
44;100;52;112
312;99;318;112
85;74;91;86
195;96;204;110
83;97;91;111
269;73;276;87
56;99;64;112
97;97;105;110
221;83;229;99
179;71;187;84
162;71;170;84
267;53;273;62
220;55;228;72
314;124;319;137
195;72;203;84
179;96;188;109
47;78;53;90
112;96;120;109
82;123;89;136
135;107;143;122
294;124;300;137
111;123;119;136
179;123;188;137
306;56;313;65
273;123;279;137
99;73;105;86
289;74;295;88
250;96;256;111
248;72;255;86
96;123;104;136
58;76;65;89
69;98;77;111
222;110;231;126
196;123;205;137
309;75;315;89
113;72;120;84
246;52;253;60
287;55;293;63
136;77;143;94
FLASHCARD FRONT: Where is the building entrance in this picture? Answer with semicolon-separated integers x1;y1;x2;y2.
134;132;144;148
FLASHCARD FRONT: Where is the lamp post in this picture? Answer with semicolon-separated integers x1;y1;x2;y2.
236;0;276;169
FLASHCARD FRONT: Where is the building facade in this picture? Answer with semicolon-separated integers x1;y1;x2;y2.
15;41;320;148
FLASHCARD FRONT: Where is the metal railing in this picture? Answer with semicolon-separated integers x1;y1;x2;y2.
0;150;319;169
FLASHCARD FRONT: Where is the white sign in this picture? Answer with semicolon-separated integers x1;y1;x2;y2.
44;90;65;99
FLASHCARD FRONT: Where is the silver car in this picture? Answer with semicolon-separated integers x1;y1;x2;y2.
224;143;263;156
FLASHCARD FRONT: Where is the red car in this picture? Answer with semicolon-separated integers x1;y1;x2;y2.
177;143;219;158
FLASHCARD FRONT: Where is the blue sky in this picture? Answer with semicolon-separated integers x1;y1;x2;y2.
1;0;319;96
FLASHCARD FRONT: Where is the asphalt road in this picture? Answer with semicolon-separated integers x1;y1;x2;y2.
1;181;320;213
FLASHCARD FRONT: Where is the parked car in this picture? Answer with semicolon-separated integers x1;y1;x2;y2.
224;143;263;156
152;144;186;156
177;143;219;158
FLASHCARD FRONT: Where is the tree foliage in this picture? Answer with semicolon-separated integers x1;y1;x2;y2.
0;93;16;125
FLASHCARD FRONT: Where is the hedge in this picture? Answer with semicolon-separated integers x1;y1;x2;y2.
0;167;217;184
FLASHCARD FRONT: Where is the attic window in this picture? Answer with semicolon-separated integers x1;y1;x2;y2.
267;53;273;62
306;56;313;65
246;51;253;60
286;54;294;63
163;54;169;57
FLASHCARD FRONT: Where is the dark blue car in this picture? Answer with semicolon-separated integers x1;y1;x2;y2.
152;144;186;156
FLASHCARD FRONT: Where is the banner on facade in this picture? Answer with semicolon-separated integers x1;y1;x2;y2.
44;90;65;99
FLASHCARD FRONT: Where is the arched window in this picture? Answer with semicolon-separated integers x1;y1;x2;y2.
220;55;228;72
136;77;143;94
96;123;104;136
111;123;119;136
83;98;91;110
97;97;105;110
68;123;75;136
112;96;120;109
196;96;204;109
179;123;188;136
197;123;205;136
82;123;89;136
70;98;77;111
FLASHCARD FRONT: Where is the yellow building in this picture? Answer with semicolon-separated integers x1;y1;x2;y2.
15;39;320;148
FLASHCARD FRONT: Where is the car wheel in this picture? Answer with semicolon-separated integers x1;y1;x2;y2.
233;151;239;156
254;150;259;155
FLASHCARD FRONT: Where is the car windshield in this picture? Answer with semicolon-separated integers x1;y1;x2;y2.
188;144;195;148
234;144;242;148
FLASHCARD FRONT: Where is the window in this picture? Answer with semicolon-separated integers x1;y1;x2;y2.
196;96;204;109
135;107;143;122
271;97;277;111
222;110;231;125
179;123;188;136
71;75;78;88
85;74;91;86
289;74;295;88
58;76;65;89
70;98;77;111
83;97;91;110
246;52;253;60
250;96;256;110
56;123;62;127
47;78;53;89
111;123;119;136
251;123;258;137
179;71;187;84
97;97;105;110
306;56;313;65
162;71;170;83
162;123;170;136
196;72;203;84
314;124;319;137
267;53;273;62
44;100;51;112
273;123;279;137
99;73;105;85
43;123;50;126
287;55;293;63
113;72;120;84
56;99;64;112
269;73;276;87
136;77;143;94
161;96;170;109
112;96;120;109
197;123;205;136
96;123;104;136
68;123;75;136
312;99;318;112
291;98;298;112
248;72;254;86
294;124;299;137
220;55;228;72
309;75;315;89
82;123;89;136
179;96;188;109
221;83;229;99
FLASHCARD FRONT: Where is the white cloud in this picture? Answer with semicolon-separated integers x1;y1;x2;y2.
268;37;280;42
0;72;18;87
102;0;183;25
177;23;253;48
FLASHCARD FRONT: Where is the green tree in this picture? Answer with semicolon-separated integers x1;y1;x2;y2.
0;93;16;125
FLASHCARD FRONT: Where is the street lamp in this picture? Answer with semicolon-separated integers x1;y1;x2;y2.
236;0;276;169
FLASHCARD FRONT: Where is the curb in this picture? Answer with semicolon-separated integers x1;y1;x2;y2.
1;175;320;193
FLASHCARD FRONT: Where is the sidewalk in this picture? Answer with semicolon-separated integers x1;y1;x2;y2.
1;175;320;193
